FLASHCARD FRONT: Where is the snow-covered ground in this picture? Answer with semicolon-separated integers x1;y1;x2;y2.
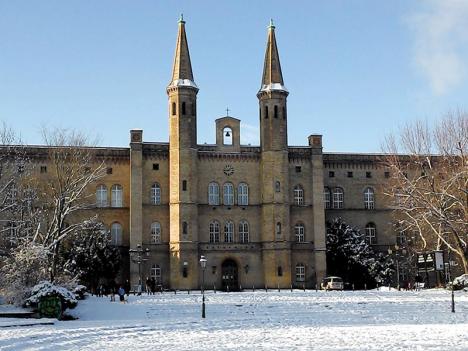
0;289;467;350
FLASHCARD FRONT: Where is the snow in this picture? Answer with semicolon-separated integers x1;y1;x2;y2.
453;274;468;288
24;282;77;308
0;289;467;350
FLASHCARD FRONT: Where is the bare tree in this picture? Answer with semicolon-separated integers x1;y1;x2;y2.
382;110;468;274
31;128;106;282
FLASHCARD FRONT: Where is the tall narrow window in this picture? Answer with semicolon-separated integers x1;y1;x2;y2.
6;222;18;245
111;184;123;207
396;231;407;245
223;182;234;205
172;102;176;115
276;222;282;238
238;183;249;206
275;181;281;193
96;185;108;207
239;220;249;243
182;222;188;235
264;105;269;119
151;183;161;205
208;182;220;205
293;185;304;205
274;105;278;118
151;264;162;284
110;222;122;246
295;223;305;242
224;221;234;243
324;187;331;209
332;187;344;209
209;221;220;243
365;223;377;245
282;106;286;120
182;180;187;191
364;187;375;210
151;222;161;244
182;102;186;115
295;264;305;282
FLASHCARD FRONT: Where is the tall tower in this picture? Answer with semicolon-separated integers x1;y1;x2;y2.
258;21;292;288
167;16;199;289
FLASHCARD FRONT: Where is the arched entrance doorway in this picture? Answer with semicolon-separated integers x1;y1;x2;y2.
221;259;238;291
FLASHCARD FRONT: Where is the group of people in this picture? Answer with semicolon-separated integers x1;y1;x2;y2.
145;277;161;295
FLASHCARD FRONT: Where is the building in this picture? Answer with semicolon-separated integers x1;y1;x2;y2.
1;19;413;290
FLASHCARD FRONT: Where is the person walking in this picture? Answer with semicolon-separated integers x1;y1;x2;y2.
118;286;126;303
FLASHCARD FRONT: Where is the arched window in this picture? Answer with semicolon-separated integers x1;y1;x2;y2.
324;187;331;209
295;263;305;282
238;183;249;206
264;105;269;119
365;223;377;245
239;220;249;243
96;185;108;207
295;223;305;242
111;184;123;207
276;222;282;238
151;264;162;284
274;105;278;118
224;221;234;243
293;185;304;205
364;187;375;210
151;222;161;244
209;221;220;243
332;187;344;209
182;102;186;115
182;222;188;235
151;183;161;205
223;127;233;145
110;222;122;246
223;182;234;206
275;181;281;193
172;102;176;115
208;182;220;205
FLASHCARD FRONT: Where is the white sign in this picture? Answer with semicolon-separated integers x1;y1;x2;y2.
434;251;444;271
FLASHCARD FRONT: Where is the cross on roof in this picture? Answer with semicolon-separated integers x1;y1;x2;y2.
226;107;230;116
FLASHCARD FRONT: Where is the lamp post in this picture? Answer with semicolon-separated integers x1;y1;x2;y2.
200;255;207;318
129;244;150;295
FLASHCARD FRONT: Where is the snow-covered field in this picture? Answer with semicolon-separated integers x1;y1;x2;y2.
0;289;467;350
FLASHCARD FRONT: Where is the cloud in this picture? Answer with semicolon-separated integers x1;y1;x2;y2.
407;0;468;95
240;123;259;145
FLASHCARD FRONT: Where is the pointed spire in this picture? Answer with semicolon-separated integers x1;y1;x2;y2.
168;15;198;90
260;19;287;93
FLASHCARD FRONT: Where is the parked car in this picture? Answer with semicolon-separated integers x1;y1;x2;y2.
321;276;344;291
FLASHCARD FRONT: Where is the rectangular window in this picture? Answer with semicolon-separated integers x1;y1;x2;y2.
182;180;187;191
153;163;159;170
366;171;372;178
347;171;353;178
384;171;390;178
295;166;302;173
295;265;305;282
106;167;113;175
329;171;335;178
40;166;47;173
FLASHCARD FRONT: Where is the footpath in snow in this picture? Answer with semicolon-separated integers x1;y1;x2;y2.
0;289;467;350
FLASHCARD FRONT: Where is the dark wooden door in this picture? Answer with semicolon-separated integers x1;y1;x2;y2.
221;259;238;291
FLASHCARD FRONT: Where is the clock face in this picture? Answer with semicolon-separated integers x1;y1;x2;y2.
223;164;234;176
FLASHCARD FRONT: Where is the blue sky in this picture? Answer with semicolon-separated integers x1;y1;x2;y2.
1;1;467;152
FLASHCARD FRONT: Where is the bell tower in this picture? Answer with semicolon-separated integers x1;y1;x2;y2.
167;15;199;289
258;20;292;288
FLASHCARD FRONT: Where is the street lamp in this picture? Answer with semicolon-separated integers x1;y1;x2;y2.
129;244;150;295
200;255;207;318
